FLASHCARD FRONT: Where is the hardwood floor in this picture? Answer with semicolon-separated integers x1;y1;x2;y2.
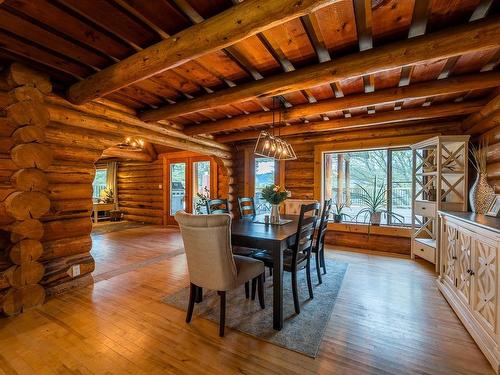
0;225;494;375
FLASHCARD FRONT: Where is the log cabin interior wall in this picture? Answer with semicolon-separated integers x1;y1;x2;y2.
116;159;164;225
0;0;497;315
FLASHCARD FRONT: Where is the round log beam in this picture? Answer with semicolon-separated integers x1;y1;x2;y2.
9;239;43;264
11;143;53;170
11;168;48;192
4;191;51;220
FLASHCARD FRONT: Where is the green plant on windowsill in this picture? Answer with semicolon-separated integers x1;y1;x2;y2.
352;177;404;227
99;187;114;204
332;201;351;223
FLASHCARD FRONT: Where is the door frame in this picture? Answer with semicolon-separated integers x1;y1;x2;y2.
162;151;218;225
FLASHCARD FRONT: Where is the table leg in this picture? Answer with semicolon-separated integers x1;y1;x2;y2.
272;243;283;330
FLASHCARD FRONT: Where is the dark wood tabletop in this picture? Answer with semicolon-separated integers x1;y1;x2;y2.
231;214;299;243
231;214;300;331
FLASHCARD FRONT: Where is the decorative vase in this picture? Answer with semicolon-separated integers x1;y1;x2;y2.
270;204;281;224
370;212;381;226
469;172;495;214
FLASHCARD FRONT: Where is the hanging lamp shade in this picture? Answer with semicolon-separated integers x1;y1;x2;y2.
254;131;297;160
253;97;297;161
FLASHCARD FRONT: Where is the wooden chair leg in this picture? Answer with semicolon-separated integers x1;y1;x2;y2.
217;291;226;337
315;252;322;284
321;249;327;274
291;270;300;314
251;277;257;300
245;281;249;299
306;258;314;299
195;286;203;303
186;283;196;323
257;273;265;309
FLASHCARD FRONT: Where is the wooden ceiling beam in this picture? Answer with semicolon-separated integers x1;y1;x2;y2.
141;17;500;122
215;100;485;143
101;147;153;162
67;0;336;104
183;71;500;135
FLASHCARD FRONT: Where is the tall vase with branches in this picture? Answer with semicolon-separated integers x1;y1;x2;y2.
469;139;495;213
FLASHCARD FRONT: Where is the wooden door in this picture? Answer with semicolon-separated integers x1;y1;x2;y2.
164;154;217;225
472;235;497;336
442;219;457;288
456;228;473;305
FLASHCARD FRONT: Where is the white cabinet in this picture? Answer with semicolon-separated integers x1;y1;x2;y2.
438;212;500;373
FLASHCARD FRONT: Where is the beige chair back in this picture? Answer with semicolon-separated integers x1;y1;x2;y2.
284;199;319;215
175;211;237;291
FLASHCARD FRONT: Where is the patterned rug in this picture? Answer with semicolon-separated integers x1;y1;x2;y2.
162;260;348;357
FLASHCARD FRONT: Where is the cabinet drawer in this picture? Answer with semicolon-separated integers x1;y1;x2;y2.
415;201;436;217
414;240;436;263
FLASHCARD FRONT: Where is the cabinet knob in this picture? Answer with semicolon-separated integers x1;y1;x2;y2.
452;256;457;260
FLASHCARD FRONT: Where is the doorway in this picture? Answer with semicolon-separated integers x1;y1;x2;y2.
164;153;217;225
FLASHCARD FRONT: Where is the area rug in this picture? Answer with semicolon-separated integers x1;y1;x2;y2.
162;260;348;357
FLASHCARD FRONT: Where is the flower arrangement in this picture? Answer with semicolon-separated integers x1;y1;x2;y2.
194;186;210;214
261;184;289;205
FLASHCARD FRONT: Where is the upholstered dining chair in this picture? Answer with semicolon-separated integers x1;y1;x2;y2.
252;202;320;314
206;198;229;214
175;211;265;337
206;197;255;260
284;199;318;215
237;197;256;218
312;199;332;284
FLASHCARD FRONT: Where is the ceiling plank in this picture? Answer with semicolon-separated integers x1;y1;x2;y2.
141;17;500;122
183;71;500;135
215;100;485;143
67;0;336;104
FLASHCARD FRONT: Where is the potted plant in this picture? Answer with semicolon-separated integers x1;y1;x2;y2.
100;187;114;204
353;178;403;226
332;201;346;223
261;184;289;223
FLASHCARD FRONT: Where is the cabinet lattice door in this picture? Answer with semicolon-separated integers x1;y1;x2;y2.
442;221;457;287
456;229;473;304
473;237;497;335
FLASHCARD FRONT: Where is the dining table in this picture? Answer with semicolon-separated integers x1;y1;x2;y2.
231;214;299;331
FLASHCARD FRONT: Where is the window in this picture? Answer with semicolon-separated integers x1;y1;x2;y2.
254;157;276;214
323;148;412;226
192;161;210;214
92;168;107;200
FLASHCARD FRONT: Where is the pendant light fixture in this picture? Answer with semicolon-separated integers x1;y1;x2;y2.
253;97;297;161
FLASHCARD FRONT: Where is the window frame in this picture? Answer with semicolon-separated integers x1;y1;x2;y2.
321;147;412;227
92;167;108;200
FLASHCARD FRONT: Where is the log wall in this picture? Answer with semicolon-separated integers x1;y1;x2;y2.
117;159;164;225
0;64;52;314
0;62;234;312
480;125;499;194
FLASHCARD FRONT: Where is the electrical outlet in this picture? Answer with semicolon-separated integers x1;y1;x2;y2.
159;184;162;189
71;264;81;277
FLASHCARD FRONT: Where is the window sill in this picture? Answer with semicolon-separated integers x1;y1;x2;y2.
327;222;412;238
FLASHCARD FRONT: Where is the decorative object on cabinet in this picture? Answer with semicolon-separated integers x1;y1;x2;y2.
438;211;500;374
410;136;470;271
486;195;500;218
470;140;496;214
